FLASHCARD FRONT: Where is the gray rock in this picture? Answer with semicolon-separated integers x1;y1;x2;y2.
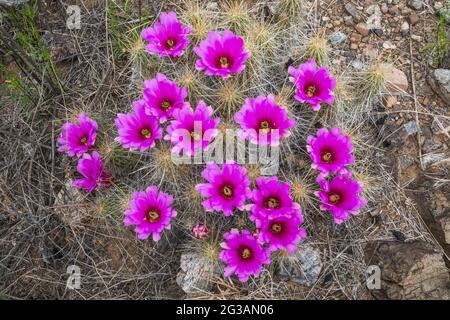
277;243;322;286
408;0;423;10
431;117;450;135
366;5;383;31
351;59;364;70
399;154;414;170
176;253;220;295
401;21;410;34
344;15;354;26
421;152;447;168
0;0;28;5
404;120;419;135
428;69;450;104
329;31;347;45
344;3;361;21
422;137;443;153
383;123;409;149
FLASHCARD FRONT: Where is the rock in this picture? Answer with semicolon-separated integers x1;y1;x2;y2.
383;41;394;49
431;117;450;135
383;95;397;108
54;181;87;226
366;5;383;31
41;31;77;63
176;253;220;295
350;32;362;43
372;28;384;36
428;190;450;219
400;21;410;35
422;130;444;153
364;241;450;299
344;3;361;21
408;0;423;10
438;216;450;244
344;15;354;26
329;31;347;45
382;123;409;149
389;5;399;15
381;3;389;14
409;13;419;25
404;121;418;135
277;243;322;286
0;0;28;5
399;154;414;170
383;64;409;93
351;59;364;70
355;22;369;36
428;69;450;104
421;152;447;168
411;34;422;41
434;2;444;10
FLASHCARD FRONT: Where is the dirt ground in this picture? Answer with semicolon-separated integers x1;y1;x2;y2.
0;0;449;299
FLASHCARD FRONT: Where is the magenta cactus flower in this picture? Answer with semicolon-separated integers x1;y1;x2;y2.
143;73;189;123
123;186;177;241
219;229;271;282
141;11;192;58
316;174;367;224
288;59;336;111
57;112;97;157
114;99;163;152
249;176;297;221
192;223;210;240
165;101;220;156
72;151;111;192
196;162;251;216
234;95;295;145
194;30;250;77
255;210;307;254
307;127;354;175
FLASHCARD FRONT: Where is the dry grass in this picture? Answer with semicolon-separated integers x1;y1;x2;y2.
0;0;439;300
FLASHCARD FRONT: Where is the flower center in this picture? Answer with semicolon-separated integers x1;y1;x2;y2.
161;101;171;111
219;56;230;69
145;209;161;222
259;120;271;134
265;197;280;209
80;136;88;145
270;222;282;234
166;39;175;49
190;131;202;141
239;246;252;260
321;151;333;163
328;193;341;204
306;85;316;97
140;128;152;139
222;185;234;199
